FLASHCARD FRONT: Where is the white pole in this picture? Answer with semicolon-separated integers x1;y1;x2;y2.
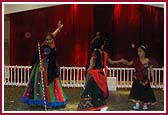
14;67;16;86
21;67;23;85
109;69;111;77
82;67;84;87
158;69;161;88
123;69;126;88
70;67;72;87
38;42;47;111
24;67;26;85
66;68;69;87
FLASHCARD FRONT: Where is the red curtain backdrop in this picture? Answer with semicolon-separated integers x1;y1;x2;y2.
9;4;164;67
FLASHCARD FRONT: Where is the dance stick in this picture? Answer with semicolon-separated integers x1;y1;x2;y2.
38;42;47;111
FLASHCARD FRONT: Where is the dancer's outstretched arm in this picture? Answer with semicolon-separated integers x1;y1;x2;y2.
123;59;134;66
108;58;126;65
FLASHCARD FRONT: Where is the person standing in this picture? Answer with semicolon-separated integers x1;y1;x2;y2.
123;45;156;110
21;21;68;109
77;37;125;111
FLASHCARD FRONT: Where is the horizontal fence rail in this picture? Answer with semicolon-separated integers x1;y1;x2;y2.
4;65;164;89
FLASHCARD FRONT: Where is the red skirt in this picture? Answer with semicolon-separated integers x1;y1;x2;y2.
88;69;108;98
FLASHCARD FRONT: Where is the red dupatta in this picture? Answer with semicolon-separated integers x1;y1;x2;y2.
87;51;109;98
104;51;109;77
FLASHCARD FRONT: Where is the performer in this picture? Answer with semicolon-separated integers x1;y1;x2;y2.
21;21;68;109
77;37;125;111
123;45;156;110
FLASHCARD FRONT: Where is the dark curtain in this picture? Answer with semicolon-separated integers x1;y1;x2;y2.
9;4;164;67
10;4;94;66
112;4;164;67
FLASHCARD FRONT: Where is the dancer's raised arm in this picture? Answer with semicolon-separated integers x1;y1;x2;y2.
52;20;63;38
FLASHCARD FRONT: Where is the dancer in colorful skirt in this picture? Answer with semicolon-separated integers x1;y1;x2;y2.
21;21;68;109
123;45;156;110
77;37;125;111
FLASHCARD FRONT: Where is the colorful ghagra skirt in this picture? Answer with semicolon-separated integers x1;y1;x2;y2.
77;69;108;111
21;63;68;108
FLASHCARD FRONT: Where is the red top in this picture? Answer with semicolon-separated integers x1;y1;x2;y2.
133;57;149;80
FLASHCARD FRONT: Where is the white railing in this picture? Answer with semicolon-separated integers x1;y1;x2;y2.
108;68;164;88
4;66;32;86
60;67;85;88
4;65;164;89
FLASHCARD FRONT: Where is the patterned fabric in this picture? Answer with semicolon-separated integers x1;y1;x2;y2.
21;45;67;108
77;50;109;111
77;98;93;110
77;77;108;111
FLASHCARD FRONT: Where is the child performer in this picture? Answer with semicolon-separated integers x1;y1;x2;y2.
77;37;125;111
21;21;68;109
123;45;156;110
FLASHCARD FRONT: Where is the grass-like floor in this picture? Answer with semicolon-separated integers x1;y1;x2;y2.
4;86;164;111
